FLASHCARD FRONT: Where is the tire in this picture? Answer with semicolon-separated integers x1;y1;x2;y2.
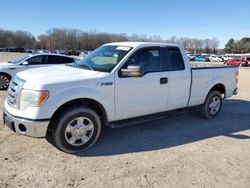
0;73;11;90
200;90;222;119
52;106;101;154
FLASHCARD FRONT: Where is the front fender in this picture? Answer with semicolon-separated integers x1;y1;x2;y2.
45;86;115;122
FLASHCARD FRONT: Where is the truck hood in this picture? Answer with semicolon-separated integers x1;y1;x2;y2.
17;65;101;88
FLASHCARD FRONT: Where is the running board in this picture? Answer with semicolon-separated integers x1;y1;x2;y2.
107;109;186;128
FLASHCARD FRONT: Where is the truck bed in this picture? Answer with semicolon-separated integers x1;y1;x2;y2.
190;62;236;69
188;63;238;107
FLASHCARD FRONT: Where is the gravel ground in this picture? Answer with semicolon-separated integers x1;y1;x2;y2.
0;53;249;188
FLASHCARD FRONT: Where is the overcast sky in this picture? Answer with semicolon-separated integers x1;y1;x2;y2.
0;0;249;48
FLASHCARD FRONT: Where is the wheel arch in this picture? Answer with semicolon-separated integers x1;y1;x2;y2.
48;98;108;132
207;83;226;99
0;72;12;79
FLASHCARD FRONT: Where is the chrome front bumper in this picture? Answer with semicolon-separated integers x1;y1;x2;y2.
3;108;50;138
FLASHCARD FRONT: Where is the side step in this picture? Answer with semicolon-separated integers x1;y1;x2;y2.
107;109;186;128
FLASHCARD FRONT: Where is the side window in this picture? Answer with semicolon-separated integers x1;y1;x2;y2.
26;56;44;65
46;55;62;64
123;49;163;74
61;57;75;64
164;48;185;71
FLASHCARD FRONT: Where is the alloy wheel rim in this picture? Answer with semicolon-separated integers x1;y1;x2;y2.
65;117;94;146
209;96;221;115
0;76;9;89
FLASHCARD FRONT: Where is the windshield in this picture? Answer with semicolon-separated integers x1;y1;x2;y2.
76;45;132;72
10;55;30;64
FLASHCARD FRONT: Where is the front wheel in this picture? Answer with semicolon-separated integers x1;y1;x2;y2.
200;90;222;119
52;106;101;154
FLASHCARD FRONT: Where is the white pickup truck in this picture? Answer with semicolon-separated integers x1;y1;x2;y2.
3;42;239;153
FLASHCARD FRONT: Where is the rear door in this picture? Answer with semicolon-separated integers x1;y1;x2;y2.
45;55;76;65
45;55;62;65
61;56;76;65
115;47;169;120
162;47;191;110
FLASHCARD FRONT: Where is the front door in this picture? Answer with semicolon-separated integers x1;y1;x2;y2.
114;47;169;120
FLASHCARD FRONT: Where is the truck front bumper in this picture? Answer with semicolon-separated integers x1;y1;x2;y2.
3;108;50;138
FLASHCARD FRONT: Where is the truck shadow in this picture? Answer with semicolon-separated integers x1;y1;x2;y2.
74;99;250;157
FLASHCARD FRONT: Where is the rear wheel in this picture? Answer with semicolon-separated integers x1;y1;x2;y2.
200;90;222;119
0;74;11;90
52;106;101;154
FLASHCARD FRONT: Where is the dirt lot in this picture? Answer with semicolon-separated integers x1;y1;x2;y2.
0;53;250;188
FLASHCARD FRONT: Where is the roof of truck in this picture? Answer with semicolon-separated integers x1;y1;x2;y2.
104;42;182;48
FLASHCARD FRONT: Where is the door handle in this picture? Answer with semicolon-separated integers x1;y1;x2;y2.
160;77;168;84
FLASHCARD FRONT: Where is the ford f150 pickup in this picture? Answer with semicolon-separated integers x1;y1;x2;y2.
3;42;239;153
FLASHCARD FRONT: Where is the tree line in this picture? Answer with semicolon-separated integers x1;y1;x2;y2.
1;28;248;54
224;37;250;54
0;29;36;49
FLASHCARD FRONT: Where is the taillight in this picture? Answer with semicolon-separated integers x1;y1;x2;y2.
235;71;239;83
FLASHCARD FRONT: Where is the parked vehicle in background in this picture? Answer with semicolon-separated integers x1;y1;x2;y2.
225;57;250;66
187;54;196;61
0;54;77;90
218;55;224;62
242;56;250;65
223;55;241;61
5;47;25;53
65;50;80;56
209;55;223;62
222;56;228;61
35;49;51;53
3;42;239;153
25;49;35;53
194;55;210;62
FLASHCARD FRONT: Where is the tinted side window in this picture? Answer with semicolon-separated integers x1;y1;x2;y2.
164;48;185;71
46;55;61;64
26;56;44;65
124;49;163;74
61;57;75;63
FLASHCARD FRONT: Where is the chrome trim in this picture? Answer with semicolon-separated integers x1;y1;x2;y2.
3;108;50;138
7;76;25;109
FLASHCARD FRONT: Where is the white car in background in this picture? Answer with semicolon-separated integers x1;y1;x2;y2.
209;55;223;62
0;53;78;90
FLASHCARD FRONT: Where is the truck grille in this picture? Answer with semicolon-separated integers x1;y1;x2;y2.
7;76;25;109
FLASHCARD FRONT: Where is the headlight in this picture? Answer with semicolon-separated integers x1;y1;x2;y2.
19;90;49;111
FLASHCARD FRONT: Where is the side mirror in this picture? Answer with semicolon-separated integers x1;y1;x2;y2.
121;65;142;77
22;61;29;66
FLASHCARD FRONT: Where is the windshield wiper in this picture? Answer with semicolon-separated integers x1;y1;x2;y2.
76;63;94;71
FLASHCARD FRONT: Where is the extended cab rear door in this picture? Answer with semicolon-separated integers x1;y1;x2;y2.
162;47;191;110
114;47;169;120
